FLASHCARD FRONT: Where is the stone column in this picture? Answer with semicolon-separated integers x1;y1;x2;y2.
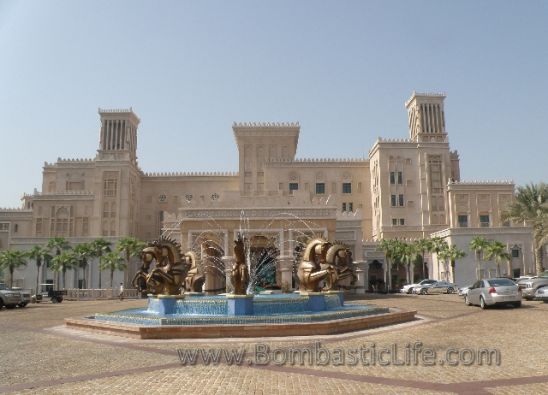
354;261;368;294
222;256;234;293
277;256;294;292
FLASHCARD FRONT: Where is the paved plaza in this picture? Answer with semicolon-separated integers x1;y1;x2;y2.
1;294;547;394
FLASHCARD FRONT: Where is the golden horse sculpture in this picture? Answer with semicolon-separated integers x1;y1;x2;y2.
131;237;186;296
230;233;249;295
297;238;335;292
184;251;204;292
325;243;357;290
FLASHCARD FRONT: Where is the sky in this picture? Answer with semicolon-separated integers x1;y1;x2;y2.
0;0;547;207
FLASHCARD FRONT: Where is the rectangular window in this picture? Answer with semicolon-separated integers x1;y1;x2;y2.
479;214;490;227
342;182;352;194
103;179;117;197
0;223;9;231
392;218;398;226
348;202;353;212
35;219;43;235
390;172;395;185
397;172;403;185
458;215;468;228
391;195;397;207
399;194;404;207
289;183;299;193
512;249;520;258
342;202;347;212
315;183;325;194
399;218;405;226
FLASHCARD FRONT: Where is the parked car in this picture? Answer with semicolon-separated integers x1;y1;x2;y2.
534;285;548;303
465;278;521;309
33;284;66;303
414;281;456;295
518;276;548;300
458;285;471;296
400;279;437;294
11;287;31;307
0;283;24;309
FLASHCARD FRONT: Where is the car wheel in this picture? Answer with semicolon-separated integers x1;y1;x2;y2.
407;288;414;294
480;297;488;309
18;303;28;308
447;287;455;294
5;304;16;309
420;288;427;295
464;296;471;306
0;300;4;309
513;301;521;308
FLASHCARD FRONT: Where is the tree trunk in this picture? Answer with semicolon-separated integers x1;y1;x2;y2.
98;259;102;289
451;260;456;283
387;259;392;292
475;253;480;280
410;261;415;283
9;267;14;288
535;246;544;275
36;262;41;295
422;252;426;279
110;269;114;288
507;259;512;278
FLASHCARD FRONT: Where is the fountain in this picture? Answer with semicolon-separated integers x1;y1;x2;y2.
65;231;417;338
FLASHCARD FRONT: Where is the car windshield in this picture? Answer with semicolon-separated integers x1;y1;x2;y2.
487;279;515;287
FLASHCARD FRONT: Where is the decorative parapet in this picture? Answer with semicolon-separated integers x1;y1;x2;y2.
448;180;514;186
430;226;533;239
143;171;238;177
180;207;337;220
0;208;31;212
31;191;94;196
44;158;95;167
377;137;414;144
232;121;300;128
265;158;368;167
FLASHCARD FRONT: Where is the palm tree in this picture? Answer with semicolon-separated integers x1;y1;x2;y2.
73;243;95;288
379;239;399;292
116;237;146;286
91;238;112;289
484;241;508;277
469;236;489;280
0;250;28;288
503;183;548;275
399;242;419;284
50;251;78;289
431;237;448;280
445;245;466;283
414;239;433;279
99;251;127;288
27;246;52;294
46;237;71;290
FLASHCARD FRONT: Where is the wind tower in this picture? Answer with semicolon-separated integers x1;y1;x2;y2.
405;92;447;143
97;108;140;164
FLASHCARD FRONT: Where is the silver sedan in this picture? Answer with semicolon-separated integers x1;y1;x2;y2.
465;278;521;309
414;281;456;295
534;285;548;303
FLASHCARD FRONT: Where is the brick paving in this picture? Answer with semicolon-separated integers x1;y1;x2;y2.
0;294;547;394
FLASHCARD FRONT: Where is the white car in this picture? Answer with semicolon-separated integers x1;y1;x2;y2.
400;279;437;294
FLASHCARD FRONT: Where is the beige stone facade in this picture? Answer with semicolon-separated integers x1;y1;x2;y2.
0;92;535;290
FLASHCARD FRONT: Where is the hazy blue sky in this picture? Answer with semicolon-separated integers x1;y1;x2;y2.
0;0;546;207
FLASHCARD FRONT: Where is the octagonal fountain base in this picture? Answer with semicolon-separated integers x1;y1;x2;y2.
65;293;417;339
